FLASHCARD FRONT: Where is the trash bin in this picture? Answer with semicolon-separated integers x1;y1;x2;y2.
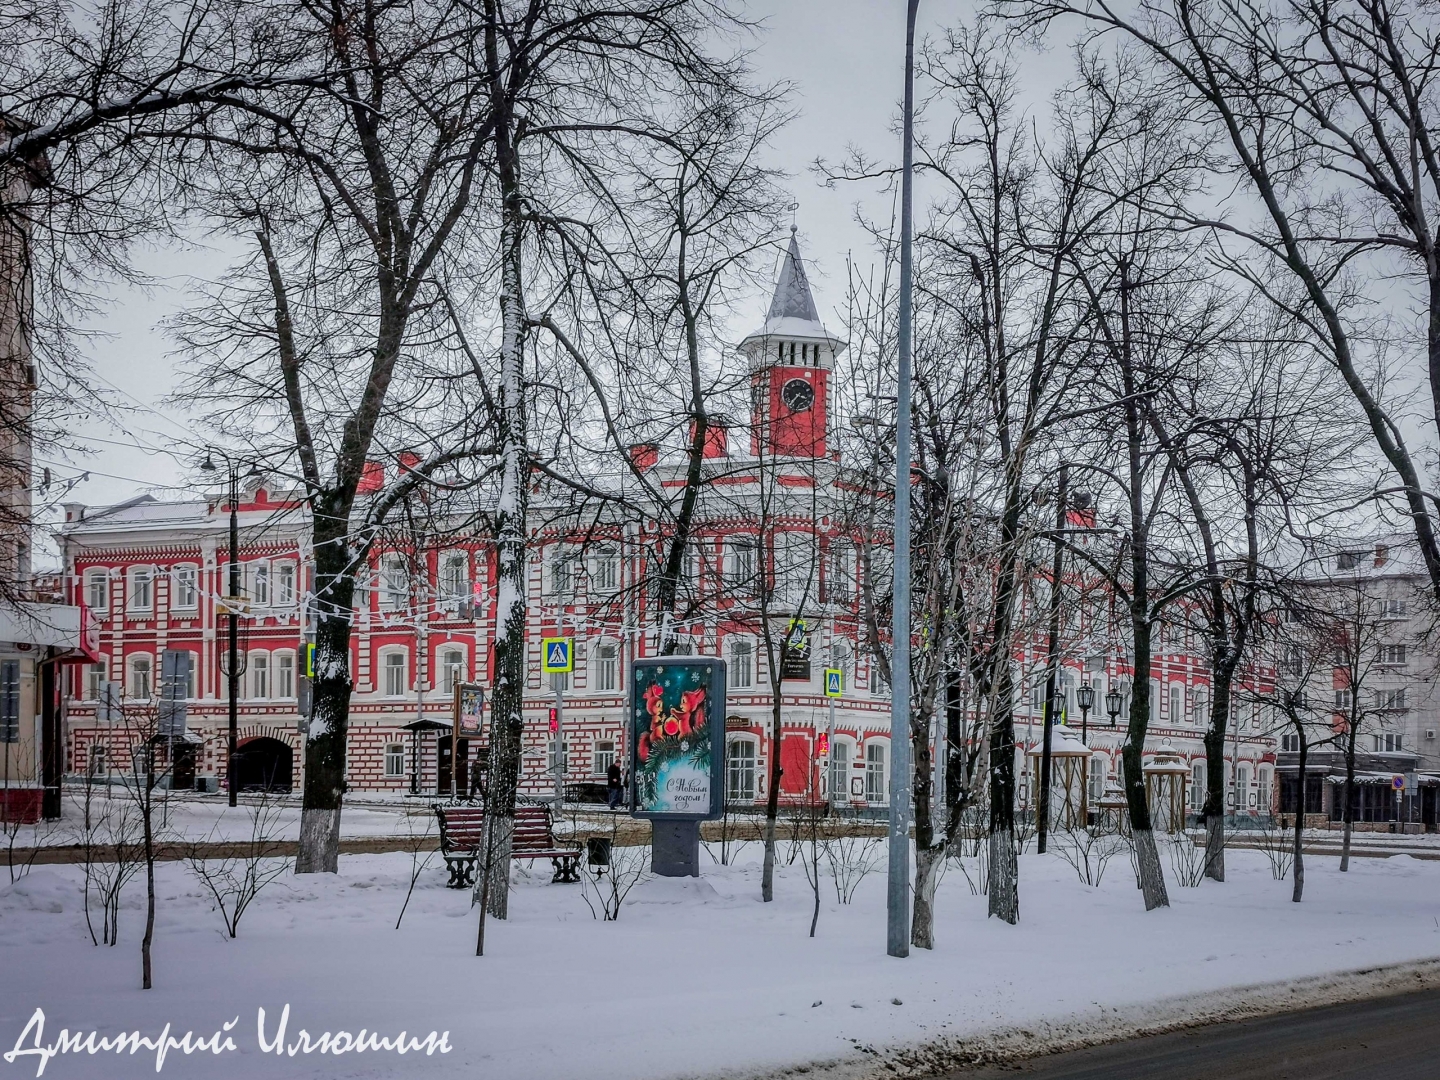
586;836;612;868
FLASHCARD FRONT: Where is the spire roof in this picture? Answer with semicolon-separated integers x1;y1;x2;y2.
767;227;820;323
739;226;847;356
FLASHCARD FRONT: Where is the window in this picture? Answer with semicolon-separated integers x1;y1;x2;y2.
1283;645;1303;676
594;740;616;776
1089;756;1105;801
829;739;851;801
1169;684;1182;723
439;648;465;695
0;660;18;743
1384;598;1408;617
593;643;618;692
590;549;619;593
729;639;753;689
439;552;469;600
171;565;198;610
1281;733;1301;752
550;669;570;692
250;653;270;699
384;743;405;778
275;563;297;607
88;746;107;776
275;653;295;699
1337;551;1360;571
1236;764;1250;809
1258;768;1272;814
251;562;270;606
1378;643;1407;665
774;531;816;608
1377;688;1407;711
1375;732;1405;752
380;557;407;610
726;738;757;802
84;662;105;701
85;569;108;611
184;652;199;700
1334;688;1352;711
549;548;577;598
827;541;854;603
129;654;152;700
547;739;569;774
726;537;758;595
129;567;153;612
1190;762;1206;810
1149;679;1160;723
872;665;891;699
383;651;407;697
865;742;888;804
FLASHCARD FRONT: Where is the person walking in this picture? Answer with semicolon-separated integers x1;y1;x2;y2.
606;760;624;810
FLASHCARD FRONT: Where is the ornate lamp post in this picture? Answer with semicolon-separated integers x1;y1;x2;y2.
1105;686;1124;728
1077;683;1095;745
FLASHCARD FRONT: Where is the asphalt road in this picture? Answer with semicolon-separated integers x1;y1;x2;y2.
951;988;1440;1079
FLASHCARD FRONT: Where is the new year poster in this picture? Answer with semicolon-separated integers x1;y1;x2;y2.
630;658;724;819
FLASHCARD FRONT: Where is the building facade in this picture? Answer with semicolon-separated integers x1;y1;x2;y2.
57;239;1277;815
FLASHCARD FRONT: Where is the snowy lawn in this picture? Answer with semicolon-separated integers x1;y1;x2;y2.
2;842;1439;1080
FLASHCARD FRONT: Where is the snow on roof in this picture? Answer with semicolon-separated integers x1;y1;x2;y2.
1025;724;1092;757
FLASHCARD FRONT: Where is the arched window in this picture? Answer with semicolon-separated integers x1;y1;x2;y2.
85;568;109;611
865;740;889;804
382;650;408;697
274;651;296;699
592;641;619;692
439;647;466;695
828;738;852;802
728;638;754;689
128;654;153;699
1088;755;1106;800
726;737;758;803
249;652;270;699
128;567;154;613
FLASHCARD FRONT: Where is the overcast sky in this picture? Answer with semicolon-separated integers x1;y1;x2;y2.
37;0;949;558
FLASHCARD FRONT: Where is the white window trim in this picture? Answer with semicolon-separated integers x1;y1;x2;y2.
379;648;409;697
128;566;155;613
272;650;297;700
171;564;200;611
85;568;110;612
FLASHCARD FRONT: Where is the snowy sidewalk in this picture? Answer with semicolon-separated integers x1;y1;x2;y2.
3;843;1440;1080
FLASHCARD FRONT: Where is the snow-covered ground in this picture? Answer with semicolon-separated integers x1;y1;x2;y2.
2;842;1438;1080
9;792;426;847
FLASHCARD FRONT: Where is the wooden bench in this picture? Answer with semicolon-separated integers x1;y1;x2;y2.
435;803;581;888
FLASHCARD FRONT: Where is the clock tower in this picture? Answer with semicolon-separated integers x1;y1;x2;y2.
740;228;846;460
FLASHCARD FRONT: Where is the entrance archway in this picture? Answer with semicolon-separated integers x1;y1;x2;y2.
233;737;293;793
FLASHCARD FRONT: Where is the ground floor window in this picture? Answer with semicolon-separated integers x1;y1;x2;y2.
593;740;615;776
384;743;404;778
727;738;757;802
1278;774;1324;815
828;740;850;801
1329;782;1402;822
865;742;888;804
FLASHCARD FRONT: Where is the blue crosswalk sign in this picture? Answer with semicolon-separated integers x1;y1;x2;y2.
542;637;573;674
824;668;844;698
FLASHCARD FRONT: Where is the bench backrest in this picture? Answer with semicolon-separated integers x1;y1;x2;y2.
437;803;570;853
511;805;557;852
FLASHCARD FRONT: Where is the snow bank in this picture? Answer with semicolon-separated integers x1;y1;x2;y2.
1;844;1438;1080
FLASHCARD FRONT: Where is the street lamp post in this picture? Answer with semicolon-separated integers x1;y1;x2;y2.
1077;684;1095;745
889;0;921;960
1106;687;1123;728
201;452;261;807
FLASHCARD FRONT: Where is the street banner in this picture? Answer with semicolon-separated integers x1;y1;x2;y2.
455;683;485;739
780;618;811;681
629;657;725;820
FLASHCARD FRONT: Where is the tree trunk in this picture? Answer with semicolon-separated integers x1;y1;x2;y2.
295;513;354;874
1201;667;1233;882
141;774;155;990
912;844;942;948
476;8;528;920
760;688;783;902
1292;734;1307;903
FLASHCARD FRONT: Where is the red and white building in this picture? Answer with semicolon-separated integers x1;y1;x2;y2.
57;237;1277;813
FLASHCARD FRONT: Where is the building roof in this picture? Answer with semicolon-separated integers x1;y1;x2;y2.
739;229;847;354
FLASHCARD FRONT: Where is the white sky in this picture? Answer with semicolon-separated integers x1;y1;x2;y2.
38;0;942;554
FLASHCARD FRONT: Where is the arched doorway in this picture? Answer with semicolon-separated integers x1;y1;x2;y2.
233;737;293;793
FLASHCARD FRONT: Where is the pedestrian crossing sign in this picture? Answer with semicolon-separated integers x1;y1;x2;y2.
542;637;574;674
304;641;315;678
824;667;844;698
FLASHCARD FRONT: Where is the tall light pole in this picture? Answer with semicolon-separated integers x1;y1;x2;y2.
889;0;920;960
202;452;259;807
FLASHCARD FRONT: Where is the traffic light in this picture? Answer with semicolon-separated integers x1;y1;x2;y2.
548;708;558;733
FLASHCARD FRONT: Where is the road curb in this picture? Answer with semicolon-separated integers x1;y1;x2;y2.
726;956;1440;1080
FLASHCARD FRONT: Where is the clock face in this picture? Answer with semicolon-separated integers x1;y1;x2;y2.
780;377;815;413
